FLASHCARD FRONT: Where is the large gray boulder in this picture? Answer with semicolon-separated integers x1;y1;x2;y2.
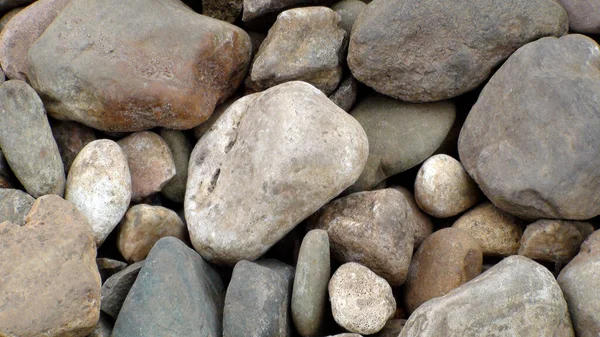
348;0;568;102
557;0;600;33
459;35;600;220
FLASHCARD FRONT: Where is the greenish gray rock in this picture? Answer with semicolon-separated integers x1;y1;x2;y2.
101;261;144;319
291;229;330;337
224;260;294;337
331;0;365;34
112;237;224;337
348;0;568;102
0;188;34;226
349;93;455;192
159;129;191;203
459;35;600;220
0;80;65;197
401;256;574;337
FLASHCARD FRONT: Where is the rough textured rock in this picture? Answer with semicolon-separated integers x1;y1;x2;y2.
348;0;568;102
101;261;144;319
0;80;65;197
328;74;358;112
51;119;96;173
242;0;324;23
0;7;22;32
185;81;368;265
96;258;128;283
311;189;415;286
224;260;294;337
0;188;34;225
391;186;433;248
404;228;482;314
193;95;239;140
452;202;522;256
0;0;70;80
203;0;243;22
373;319;406;337
329;262;395;335
401;256;574;337
415;154;480;218
0;0;32;11
557;0;600;33
65;139;131;245
332;0;365;34
459;35;600;220
291;229;330;337
113;237;224;337
118;131;176;202
27;0;252;132
249;7;346;95
117;204;187;263
520;220;592;264
159;129;191;203
558;230;600;337
349;93;455;191
0;195;101;337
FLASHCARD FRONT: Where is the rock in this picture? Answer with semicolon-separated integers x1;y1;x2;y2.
101;261;144;319
117;204;187;263
291;229;330;336
242;0;323;24
328;74;358;112
193;95;240;140
0;188;34;225
557;0;600;33
452;202;522;256
203;0;243;22
311;188;415;286
0;80;65;197
96;258;128;283
391;186;433;248
87;313;113;337
159;129;192;203
0;195;101;337
0;0;32;13
329;262;395;335
27;0;252;132
65;139;131;245
348;0;568;102
458;35;600;220
349;93;455;192
327;334;362;337
404;228;482;314
185;81;368;265
249;7;346;95
112;237;224;337
117;131;176;201
50;119;96;173
401;256;574;337
558;230;600;337
519;220;592;264
0;0;70;80
0;149;16;188
224;260;295;337
0;7;22;32
331;0;365;34
373;319;406;337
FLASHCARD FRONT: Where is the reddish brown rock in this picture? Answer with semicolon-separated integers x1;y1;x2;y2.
50;119;96;173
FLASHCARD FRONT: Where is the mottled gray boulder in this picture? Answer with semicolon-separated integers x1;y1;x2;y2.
291;230;330;337
224;260;294;337
348;0;567;102
0;188;34;225
249;7;346;95
0;80;65;197
159;129;191;203
401;256;574;337
112;237;224;337
349;93;455;192
101;261;143;319
557;0;600;33
558;230;600;337
27;0;251;132
459;35;600;220
185;81;368;265
331;0;365;34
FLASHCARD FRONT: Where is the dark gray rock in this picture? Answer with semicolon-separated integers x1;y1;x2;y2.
101;261;144;319
224;260;294;337
0;80;65;197
459;35;600;220
112;237;224;337
328;74;358;112
348;0;568;102
96;258;128;283
0;188;34;225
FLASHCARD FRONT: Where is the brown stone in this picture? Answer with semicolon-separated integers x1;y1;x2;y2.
51;119;96;173
0;195;101;337
404;227;482;314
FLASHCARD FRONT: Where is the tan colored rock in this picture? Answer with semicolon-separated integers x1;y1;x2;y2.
519;220;593;264
329;262;396;335
452;202;522;256
404;227;482;314
118;131;176;202
117;204;187;263
311;188;415;286
392;186;433;248
0;195;101;337
415;154;481;218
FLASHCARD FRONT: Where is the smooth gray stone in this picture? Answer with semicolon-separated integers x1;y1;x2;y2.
0;188;34;225
100;261;144;319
